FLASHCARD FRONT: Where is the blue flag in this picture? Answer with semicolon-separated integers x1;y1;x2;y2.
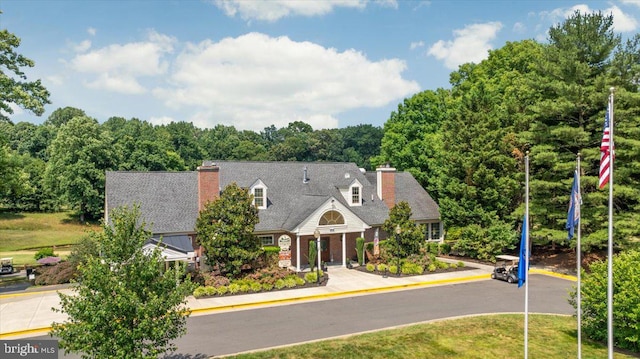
518;215;528;288
566;170;581;240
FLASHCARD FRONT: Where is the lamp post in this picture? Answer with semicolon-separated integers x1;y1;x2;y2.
313;229;321;284
395;224;401;276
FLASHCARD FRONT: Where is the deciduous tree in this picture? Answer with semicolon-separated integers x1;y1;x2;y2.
51;205;193;359
0;24;50;124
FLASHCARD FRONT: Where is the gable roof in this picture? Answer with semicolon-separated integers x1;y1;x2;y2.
106;161;440;235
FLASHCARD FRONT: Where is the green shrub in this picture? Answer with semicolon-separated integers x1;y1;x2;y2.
274;279;286;290
262;283;274;291
449;222;516;261
295;276;305;286
250;282;262;292
570;250;640;352
308;242;317;271
356;237;365;265
34;247;55;260
284;277;297;288
263;246;281;254
427;242;439;255
227;283;241;294
205;286;217;296
304;272;317;282
388;265;398;274
239;283;250;293
428;263;437;272
440;242;452;255
377;263;388;272
365;242;374;253
366;263;375;272
457;261;465;268
216;286;228;295
401;262;423;275
193;286;207;298
436;260;449;269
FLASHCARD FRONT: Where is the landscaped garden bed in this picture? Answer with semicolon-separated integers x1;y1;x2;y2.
192;266;328;298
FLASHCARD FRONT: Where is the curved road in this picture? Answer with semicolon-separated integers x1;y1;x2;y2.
47;274;573;358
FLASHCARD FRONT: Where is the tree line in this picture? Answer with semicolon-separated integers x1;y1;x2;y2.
0;108;382;220
374;12;640;253
2;11;639;253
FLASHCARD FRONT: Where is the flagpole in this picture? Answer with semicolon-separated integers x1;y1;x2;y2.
607;88;615;359
524;151;530;359
576;154;582;359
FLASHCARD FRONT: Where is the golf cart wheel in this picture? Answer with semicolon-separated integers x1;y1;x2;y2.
507;276;514;283
491;273;496;279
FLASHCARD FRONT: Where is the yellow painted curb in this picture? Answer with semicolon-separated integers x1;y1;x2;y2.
0;327;50;339
0;289;63;299
531;269;577;281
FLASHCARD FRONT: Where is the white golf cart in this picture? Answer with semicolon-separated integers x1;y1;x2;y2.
491;255;520;284
0;257;14;275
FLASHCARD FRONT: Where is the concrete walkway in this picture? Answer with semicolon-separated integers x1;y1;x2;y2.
1;259;569;339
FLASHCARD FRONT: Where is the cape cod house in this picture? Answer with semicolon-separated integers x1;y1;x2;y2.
105;161;442;271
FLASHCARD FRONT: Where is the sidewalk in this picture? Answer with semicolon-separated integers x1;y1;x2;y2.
0;260;498;339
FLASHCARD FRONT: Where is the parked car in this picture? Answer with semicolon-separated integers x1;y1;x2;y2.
0;257;14;275
491;255;519;284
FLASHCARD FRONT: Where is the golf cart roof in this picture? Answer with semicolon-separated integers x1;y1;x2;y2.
1;258;12;261
496;255;519;262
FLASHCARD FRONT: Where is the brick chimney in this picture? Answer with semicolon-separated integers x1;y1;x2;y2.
376;164;396;209
197;161;220;211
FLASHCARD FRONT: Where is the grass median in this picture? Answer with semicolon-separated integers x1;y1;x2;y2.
229;314;635;359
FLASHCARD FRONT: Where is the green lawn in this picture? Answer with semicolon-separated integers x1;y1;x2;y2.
0;211;100;265
229;314;636;359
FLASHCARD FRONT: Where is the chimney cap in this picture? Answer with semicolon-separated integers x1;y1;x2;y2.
202;160;216;167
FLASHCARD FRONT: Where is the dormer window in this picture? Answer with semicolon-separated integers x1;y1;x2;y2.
351;186;360;204
254;188;264;208
347;179;362;207
250;179;267;209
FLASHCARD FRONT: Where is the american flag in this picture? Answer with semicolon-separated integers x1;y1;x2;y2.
599;100;612;189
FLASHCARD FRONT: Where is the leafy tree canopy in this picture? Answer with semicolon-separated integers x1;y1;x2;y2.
51;205;193;359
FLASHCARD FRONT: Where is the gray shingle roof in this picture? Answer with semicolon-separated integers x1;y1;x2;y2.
105;162;439;235
105;171;198;234
215;161;390;232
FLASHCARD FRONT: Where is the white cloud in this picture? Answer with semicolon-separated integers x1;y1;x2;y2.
427;22;503;70
620;0;640;7
87;27;96;36
410;41;424;50
608;5;638;32
70;30;175;94
213;0;366;22
73;40;92;52
148;115;175;126
375;0;398;9
153;32;418;131
513;22;526;33
541;4;638;33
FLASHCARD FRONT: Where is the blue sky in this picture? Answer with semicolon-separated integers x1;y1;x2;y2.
2;0;639;131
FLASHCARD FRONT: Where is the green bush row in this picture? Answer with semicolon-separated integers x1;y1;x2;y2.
193;274;308;298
